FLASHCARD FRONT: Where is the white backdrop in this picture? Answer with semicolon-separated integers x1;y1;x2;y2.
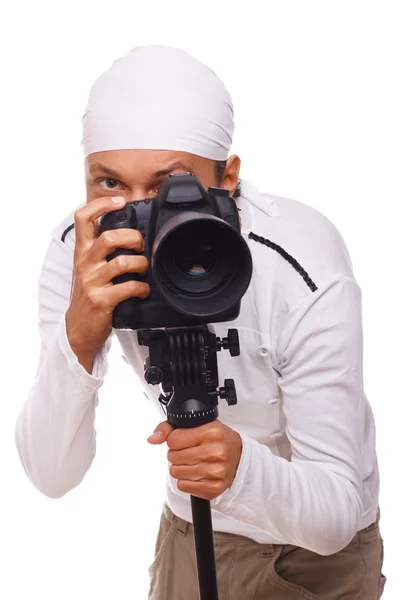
1;1;399;598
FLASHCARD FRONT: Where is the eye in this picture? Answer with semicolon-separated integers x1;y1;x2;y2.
97;178;125;191
148;179;166;196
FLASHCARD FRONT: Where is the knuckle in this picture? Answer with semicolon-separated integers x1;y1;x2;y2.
114;254;128;271
102;230;116;248
211;464;225;479
166;437;176;450
167;433;179;451
209;424;222;440
85;288;99;308
74;208;84;224
213;446;227;462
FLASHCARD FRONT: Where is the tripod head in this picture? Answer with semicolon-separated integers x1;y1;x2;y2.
137;325;240;427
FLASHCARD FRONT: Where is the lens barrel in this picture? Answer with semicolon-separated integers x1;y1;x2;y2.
152;212;252;318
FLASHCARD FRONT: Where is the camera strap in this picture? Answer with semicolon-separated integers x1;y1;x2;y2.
248;231;318;293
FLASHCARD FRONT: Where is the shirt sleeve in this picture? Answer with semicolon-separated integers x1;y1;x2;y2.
211;277;365;556
14;226;113;499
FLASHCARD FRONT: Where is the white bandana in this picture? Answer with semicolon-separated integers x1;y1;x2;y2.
81;44;234;160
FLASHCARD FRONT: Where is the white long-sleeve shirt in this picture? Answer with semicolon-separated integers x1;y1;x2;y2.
14;180;380;555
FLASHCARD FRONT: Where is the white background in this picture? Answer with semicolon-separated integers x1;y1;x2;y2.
1;1;399;598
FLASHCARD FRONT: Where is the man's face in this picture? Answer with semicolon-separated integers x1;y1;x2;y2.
85;149;229;203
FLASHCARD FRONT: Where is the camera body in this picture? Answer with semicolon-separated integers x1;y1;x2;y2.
98;173;252;330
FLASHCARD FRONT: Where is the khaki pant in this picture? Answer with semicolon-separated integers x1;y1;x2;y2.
148;502;386;599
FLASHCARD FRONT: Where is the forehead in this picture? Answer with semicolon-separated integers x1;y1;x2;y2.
85;149;210;178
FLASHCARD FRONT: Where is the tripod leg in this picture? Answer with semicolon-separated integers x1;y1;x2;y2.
190;495;219;600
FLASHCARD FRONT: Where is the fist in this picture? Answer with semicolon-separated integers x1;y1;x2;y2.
147;420;243;501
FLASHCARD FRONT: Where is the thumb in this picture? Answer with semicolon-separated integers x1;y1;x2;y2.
147;421;175;444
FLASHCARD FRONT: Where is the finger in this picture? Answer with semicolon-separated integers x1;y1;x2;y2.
89;227;144;265
177;479;224;500
170;462;226;481
166;422;222;451
74;196;126;249
167;443;226;466
101;279;151;308
94;254;149;287
147;421;175;444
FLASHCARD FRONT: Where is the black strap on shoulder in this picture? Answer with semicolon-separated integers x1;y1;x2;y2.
248;231;318;292
61;223;75;243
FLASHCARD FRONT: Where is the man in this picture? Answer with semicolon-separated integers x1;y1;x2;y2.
15;44;386;598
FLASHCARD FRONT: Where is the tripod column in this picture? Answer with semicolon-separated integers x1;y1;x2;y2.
190;496;219;600
138;326;240;600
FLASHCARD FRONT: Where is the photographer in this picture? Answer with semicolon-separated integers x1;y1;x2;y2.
15;45;386;599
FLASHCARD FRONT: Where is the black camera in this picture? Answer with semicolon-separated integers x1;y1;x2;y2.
98;173;252;330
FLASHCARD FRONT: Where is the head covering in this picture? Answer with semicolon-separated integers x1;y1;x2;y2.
81;44;234;160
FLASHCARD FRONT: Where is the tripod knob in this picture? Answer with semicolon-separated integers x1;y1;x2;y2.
219;379;237;406
217;329;240;357
145;366;163;385
227;329;240;356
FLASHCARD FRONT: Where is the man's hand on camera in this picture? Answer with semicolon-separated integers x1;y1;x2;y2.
65;195;150;373
147;420;243;501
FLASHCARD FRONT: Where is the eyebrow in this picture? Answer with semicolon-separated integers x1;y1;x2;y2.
88;161;193;181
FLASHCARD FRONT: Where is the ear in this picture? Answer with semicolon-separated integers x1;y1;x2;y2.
221;154;241;196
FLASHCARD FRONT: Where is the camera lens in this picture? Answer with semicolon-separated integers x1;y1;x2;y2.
173;228;216;278
156;220;232;296
152;212;252;319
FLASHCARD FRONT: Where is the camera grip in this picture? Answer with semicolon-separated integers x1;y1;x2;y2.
105;247;141;285
105;246;143;329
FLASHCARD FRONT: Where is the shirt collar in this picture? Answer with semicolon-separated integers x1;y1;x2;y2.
239;179;282;218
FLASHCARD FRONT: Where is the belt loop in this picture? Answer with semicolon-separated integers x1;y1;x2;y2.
260;543;275;557
163;502;189;535
176;516;189;536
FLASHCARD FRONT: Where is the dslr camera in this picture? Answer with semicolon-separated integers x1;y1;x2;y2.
98;173;252;330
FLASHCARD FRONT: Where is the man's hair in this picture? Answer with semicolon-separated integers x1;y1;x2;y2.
215;160;242;198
